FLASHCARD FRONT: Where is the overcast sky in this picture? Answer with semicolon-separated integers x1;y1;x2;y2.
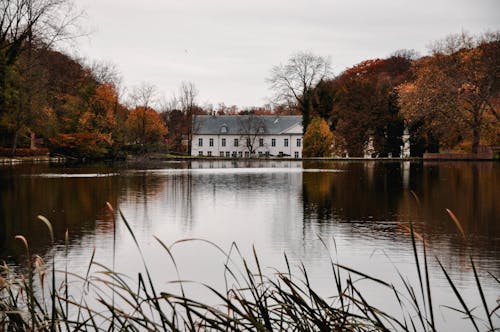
76;0;500;108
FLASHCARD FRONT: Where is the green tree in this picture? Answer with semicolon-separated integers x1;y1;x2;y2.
303;117;334;157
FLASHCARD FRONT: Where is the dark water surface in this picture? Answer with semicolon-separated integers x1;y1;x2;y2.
1;160;499;330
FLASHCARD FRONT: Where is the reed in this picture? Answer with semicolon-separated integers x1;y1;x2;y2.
0;206;497;331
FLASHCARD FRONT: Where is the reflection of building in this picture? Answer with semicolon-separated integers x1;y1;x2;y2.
191;115;303;158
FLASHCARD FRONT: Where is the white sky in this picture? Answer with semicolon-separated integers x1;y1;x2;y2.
76;0;500;108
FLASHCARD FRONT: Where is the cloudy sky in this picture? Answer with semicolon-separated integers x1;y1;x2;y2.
76;0;499;108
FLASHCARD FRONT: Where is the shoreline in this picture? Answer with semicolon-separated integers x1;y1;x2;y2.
1;154;498;165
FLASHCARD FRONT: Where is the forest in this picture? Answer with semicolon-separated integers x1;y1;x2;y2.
1;0;498;159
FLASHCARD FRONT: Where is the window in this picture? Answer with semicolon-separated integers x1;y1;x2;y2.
222;138;226;147
265;151;270;157
198;138;203;147
279;151;284;157
220;151;224;157
232;151;237;157
238;151;243;158
234;138;239;147
271;138;276;147
221;126;228;133
296;138;301;147
258;151;263;156
198;151;203;156
207;151;212;156
245;151;250;158
294;151;299;159
284;138;289;147
225;151;230;157
259;138;264;147
246;138;251;146
209;138;214;147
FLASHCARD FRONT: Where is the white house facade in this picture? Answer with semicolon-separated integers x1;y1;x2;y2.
191;115;303;158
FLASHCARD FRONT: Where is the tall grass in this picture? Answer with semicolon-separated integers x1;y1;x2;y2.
0;203;498;331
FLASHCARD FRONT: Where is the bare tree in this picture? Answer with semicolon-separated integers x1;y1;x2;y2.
128;82;158;149
238;115;266;155
178;81;198;154
267;51;332;132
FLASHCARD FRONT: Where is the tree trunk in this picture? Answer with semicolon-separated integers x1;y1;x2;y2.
11;130;19;157
30;131;36;149
472;126;480;154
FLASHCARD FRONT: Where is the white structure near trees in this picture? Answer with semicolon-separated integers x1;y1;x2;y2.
191;115;303;158
401;128;411;158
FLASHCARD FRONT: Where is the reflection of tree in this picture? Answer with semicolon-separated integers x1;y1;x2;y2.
0;164;121;260
397;162;500;239
301;161;500;276
303;161;402;223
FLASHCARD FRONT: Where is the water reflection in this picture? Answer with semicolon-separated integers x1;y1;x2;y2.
301;161;500;278
0;160;498;300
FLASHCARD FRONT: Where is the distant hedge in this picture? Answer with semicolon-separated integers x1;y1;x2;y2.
0;148;49;157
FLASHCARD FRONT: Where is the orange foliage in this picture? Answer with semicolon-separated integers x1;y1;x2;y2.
125;107;167;145
303;117;334;157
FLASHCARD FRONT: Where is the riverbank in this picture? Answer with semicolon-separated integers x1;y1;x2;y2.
0;156;66;164
1;153;497;165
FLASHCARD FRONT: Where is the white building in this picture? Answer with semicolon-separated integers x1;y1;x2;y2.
191;115;303;158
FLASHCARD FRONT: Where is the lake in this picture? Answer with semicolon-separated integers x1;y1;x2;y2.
0;160;499;330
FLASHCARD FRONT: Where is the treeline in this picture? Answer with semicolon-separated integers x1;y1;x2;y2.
290;32;499;157
1;0;498;160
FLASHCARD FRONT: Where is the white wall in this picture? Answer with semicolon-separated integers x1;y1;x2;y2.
191;134;303;158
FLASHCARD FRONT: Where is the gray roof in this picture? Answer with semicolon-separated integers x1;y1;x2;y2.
193;115;302;135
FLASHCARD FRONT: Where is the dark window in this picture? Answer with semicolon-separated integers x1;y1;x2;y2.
198;138;203;147
284;138;289;147
222;138;226;147
271;138;276;147
209;138;214;147
259;138;264;147
234;138;239;147
296;138;301;147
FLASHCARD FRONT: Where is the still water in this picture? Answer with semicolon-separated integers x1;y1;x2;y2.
0;160;499;330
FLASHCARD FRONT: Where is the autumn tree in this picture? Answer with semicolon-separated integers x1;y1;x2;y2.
125;106;167;146
332;56;412;156
303;116;334;157
268;51;332;132
0;0;83;153
398;32;500;153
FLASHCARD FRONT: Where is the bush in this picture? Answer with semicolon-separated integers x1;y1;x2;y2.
0;148;49;157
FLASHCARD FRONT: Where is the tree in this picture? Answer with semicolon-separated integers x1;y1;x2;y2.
398;31;500;153
332;56;411;156
238;115;266;154
179;81;198;154
0;0;81;153
303;116;334;157
125;106;167;146
268;51;332;132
